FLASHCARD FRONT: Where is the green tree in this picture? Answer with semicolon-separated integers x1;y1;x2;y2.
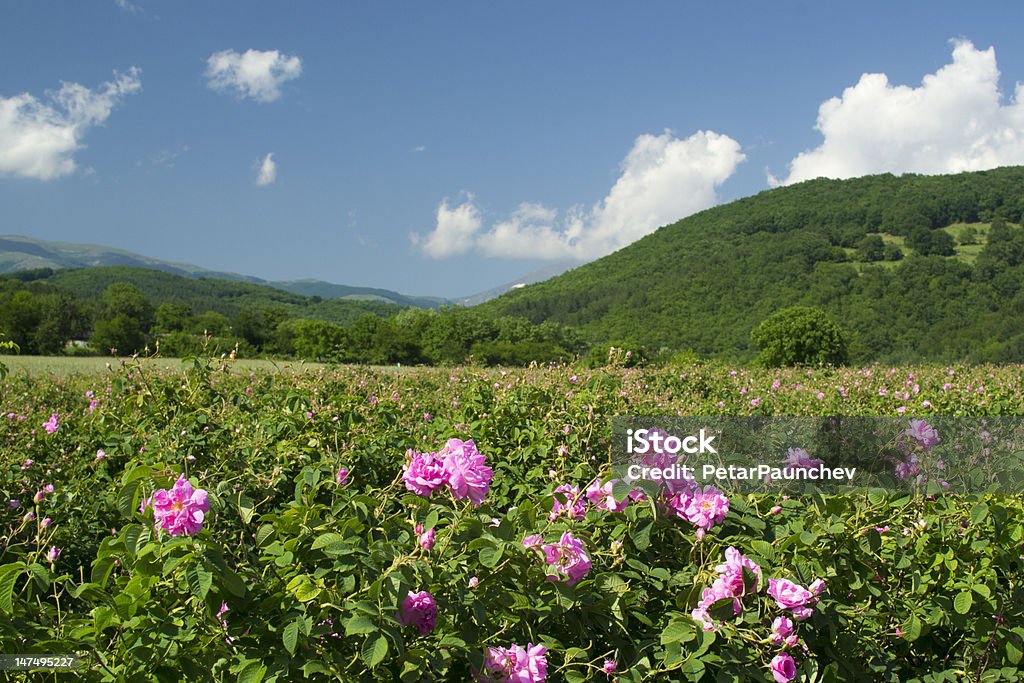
856;235;885;262
958;226;978;246
155;302;193;333
883;243;904;261
90;283;154;354
751;306;848;367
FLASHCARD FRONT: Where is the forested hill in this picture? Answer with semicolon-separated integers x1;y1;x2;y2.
481;167;1024;363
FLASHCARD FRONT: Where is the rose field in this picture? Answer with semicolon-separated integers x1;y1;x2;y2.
2;358;1024;682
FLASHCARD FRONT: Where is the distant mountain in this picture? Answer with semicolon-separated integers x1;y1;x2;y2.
480;167;1024;363
0;235;446;309
270;279;449;310
456;262;579;306
38;265;406;326
0;235;263;282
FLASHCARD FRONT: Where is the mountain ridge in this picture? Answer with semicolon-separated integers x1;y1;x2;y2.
0;235;450;309
0;234;563;309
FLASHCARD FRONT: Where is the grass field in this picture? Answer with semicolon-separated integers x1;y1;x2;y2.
0;354;331;376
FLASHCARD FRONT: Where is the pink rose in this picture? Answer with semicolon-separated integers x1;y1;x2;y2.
398;591;438;635
541;531;591;586
770;615;798;647
440;439;493;506
549;484;587;521
476;643;548;683
681;486;730;532
522;534;543;550
415;523;435;550
150;475;210;536
767;578;814;610
770;652;797;683
402;450;447;497
903;419;939;450
585;479;629;512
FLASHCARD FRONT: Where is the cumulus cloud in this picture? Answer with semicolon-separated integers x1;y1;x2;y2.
205;49;302;103
0;68;141;180
256;152;276;186
411;194;483;258
413;130;744;260
777;40;1024;185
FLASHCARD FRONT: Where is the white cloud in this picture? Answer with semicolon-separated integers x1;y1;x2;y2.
413;130;744;260
411;194;483;258
205;49;302;103
144;144;189;168
256;153;276;186
0;68;141;180
114;0;141;13
778;39;1024;185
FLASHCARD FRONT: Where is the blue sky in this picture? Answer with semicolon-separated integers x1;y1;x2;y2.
2;2;1024;298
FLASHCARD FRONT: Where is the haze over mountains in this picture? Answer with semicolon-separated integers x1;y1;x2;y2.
0;235;535;308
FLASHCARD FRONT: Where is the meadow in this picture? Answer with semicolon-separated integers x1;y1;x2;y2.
2;357;1023;681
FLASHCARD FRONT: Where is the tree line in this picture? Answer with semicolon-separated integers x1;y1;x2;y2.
0;273;585;365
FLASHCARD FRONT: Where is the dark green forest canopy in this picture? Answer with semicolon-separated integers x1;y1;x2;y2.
480;167;1024;363
0;266;583;365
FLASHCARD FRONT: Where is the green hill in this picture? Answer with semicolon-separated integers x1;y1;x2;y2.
34;266;405;325
0;235;447;309
270;279;448;309
481;167;1024;363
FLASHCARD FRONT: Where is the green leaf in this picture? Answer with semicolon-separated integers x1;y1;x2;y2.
362;633;388;668
25;562;52;590
311;532;347;554
118;478;142;519
633;522;652;551
953;591;973;615
707;597;737;621
344;615;376;635
302;467;321;487
91;556;118;586
970;503;989;524
904;614;922;642
424;509;439;530
0;562;25;615
236;659;267;683
749;539;777;561
121;464;153;486
611;479;634;503
479;545;503;568
187;562;213;600
660;620;694;644
124;524;151;556
1008;639;1023;666
741;565;758;594
255;524;275;548
286;575;321;603
93;604;119;633
303;662;328;676
238;495;256;525
599;574;629;594
282;620;299;655
563;647;588;661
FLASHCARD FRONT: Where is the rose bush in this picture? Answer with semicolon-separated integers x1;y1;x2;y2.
0;358;1022;680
